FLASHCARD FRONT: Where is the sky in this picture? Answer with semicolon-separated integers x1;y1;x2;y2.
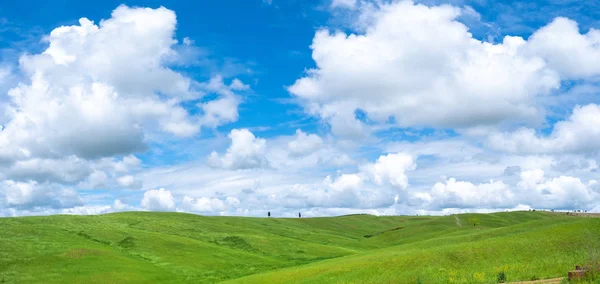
0;0;599;217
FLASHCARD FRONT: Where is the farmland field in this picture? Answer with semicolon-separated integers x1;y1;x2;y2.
0;211;598;283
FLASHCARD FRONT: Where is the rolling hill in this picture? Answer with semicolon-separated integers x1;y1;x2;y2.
0;211;598;283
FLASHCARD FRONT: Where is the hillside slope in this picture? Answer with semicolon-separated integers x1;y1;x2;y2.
229;212;600;283
0;211;597;283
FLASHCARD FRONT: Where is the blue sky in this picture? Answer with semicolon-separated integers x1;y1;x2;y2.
0;0;599;217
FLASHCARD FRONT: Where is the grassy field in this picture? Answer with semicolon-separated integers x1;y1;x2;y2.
0;211;598;283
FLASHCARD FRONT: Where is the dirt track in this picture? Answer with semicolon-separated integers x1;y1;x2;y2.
510;277;563;283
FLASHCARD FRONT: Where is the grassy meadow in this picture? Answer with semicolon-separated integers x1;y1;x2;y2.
0;211;598;283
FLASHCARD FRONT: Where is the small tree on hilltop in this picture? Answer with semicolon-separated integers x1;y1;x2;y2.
268;211;271;218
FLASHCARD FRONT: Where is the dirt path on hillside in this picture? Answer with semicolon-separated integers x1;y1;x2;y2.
454;215;462;227
510;277;564;283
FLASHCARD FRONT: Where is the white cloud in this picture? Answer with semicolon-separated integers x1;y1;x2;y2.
112;199;130;211
117;175;142;189
362;153;416;189
331;0;358;9
0;180;83;209
229;78;250;91
289;1;561;137
181;196;229;213
208;129;269;170
138;151;415;213
0;5;245;177
4;157;91;184
517;169;597;209
326;153;355;166
0;5;250;213
75;155;143;190
264;130;356;170
526;17;600;79
85;170;109;189
427;178;515;209
114;155;142;173
141;188;175;211
489;104;600;154
197;76;243;128
415;168;599;211
182;37;194;46
288;129;324;157
59;199;135;215
326;173;362;191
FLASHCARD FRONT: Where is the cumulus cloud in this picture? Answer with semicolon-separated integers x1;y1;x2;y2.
0;5;246;189
294;153;415;208
287;129;324;157
289;0;562;137
76;155;143;189
138;151;416;213
116;175;142;189
179;196;242;213
0;180;83;209
59;199;135;215
2;6;189;161
416;169;599;211
427;178;515;209
517;169;597;209
141;188;175;211
489;104;600;154
526;17;600;79
208;129;269;169
361;153;416;189
4;157;92;184
197;76;245;128
113;155;142;173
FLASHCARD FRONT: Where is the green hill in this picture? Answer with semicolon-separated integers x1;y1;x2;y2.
0;211;598;283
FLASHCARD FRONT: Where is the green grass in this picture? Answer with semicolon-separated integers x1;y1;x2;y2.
0;211;598;283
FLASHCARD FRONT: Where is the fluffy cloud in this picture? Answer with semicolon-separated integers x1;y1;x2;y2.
138;151;415;213
526;17;600;79
517;169;597;209
113;155;142;173
117;175;142;189
59;200;135;215
3;6;188;161
287;129;324;157
289;0;562;136
141;188;175;211
418;169;598;211
208;129;269;169
272;153;415;210
181;196;224;212
0;180;83;209
427;179;515;209
361;153;416;189
180;196;242;213
0;5;246;188
197;76;245;128
489;104;600;154
4;157;91;184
